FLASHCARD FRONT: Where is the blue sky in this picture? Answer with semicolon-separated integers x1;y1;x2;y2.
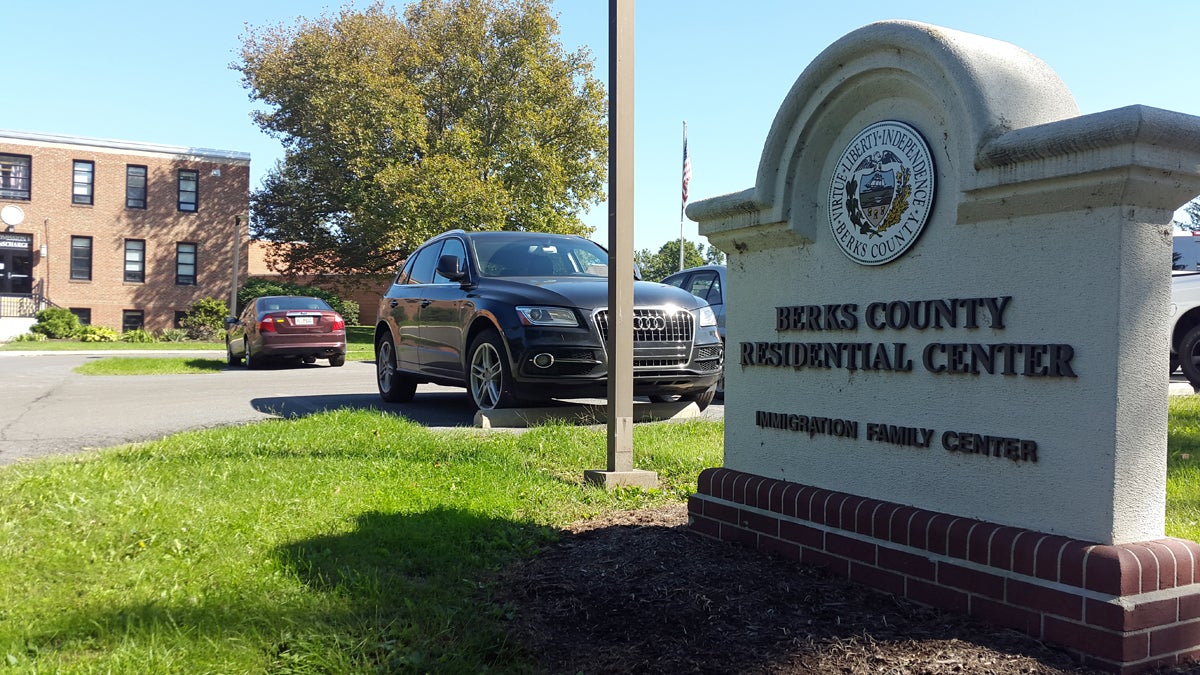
6;1;1199;253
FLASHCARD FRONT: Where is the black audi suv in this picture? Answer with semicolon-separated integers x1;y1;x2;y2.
374;230;724;410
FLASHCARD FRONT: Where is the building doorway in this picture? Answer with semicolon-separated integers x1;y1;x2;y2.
0;250;33;294
0;232;34;295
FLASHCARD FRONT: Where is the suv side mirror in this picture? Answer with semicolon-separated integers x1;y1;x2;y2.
437;254;467;282
224;316;239;327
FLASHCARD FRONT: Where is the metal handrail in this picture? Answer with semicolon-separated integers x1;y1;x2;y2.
0;279;50;318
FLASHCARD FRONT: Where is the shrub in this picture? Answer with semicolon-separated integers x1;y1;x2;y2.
10;332;48;342
30;307;81;339
120;328;156;343
180;297;229;341
158;328;190;342
78;325;119;342
339;300;360;325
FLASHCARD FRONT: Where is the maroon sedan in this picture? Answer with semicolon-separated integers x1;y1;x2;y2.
225;295;347;368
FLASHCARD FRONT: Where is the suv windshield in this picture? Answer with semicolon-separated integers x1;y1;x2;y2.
473;235;609;278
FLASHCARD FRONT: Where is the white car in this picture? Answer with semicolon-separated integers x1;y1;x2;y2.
660;264;726;399
1170;270;1200;385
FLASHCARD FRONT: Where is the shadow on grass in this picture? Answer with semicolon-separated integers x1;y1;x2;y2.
24;508;555;672
183;358;226;372
275;507;555;671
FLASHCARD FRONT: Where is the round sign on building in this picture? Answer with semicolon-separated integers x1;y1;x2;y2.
827;120;935;265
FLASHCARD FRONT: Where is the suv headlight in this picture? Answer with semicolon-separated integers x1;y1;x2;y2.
516;306;579;327
698;306;717;327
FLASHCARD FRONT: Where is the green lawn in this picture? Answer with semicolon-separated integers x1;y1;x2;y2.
73;357;228;375
1167;397;1200;540
0;412;718;673
1;398;1198;672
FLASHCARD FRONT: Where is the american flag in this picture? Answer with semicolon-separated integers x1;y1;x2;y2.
681;135;692;207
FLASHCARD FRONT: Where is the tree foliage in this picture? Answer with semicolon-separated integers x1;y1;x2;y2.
634;239;725;282
237;0;607;275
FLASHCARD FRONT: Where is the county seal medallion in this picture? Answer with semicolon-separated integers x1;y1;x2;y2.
828;121;935;265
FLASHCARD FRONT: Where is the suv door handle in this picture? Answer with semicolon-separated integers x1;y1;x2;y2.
421;300;432;308
389;299;399;308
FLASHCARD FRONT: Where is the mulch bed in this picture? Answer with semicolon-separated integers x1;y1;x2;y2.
494;504;1199;674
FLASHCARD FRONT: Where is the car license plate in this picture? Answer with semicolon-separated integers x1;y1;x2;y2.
294;316;314;325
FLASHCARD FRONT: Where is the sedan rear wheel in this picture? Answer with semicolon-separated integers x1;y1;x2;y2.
245;340;260;370
376;333;416;402
329;354;346;367
468;329;518;410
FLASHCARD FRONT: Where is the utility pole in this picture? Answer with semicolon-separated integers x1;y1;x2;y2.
230;214;243;314
585;0;657;490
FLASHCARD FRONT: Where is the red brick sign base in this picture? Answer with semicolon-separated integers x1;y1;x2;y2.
688;467;1200;673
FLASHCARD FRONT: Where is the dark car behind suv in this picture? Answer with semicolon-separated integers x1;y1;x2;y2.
374;230;724;410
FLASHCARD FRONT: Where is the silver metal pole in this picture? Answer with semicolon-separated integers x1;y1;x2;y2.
606;0;635;473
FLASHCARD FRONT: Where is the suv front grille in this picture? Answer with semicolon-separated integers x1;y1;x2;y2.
594;309;694;343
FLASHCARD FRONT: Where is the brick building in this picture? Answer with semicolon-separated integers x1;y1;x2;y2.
0;130;250;333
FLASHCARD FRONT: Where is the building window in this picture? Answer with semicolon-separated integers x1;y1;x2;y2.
69;308;91;326
124;239;145;283
122;310;144;333
177;169;198;212
126;165;147;209
72;160;94;205
176;242;196;285
0;153;31;201
70;236;93;281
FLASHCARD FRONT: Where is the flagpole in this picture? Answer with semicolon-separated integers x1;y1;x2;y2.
680;120;688;272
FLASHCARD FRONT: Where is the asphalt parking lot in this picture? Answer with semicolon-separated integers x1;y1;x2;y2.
0;352;723;466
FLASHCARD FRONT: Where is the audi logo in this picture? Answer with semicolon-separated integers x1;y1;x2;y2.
632;315;667;330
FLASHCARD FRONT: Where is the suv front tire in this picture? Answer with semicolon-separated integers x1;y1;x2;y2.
468;329;520;410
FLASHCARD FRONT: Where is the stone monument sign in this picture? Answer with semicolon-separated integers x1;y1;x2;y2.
687;20;1200;673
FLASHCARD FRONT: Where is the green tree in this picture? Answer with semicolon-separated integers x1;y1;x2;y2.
634;239;724;282
237;0;607;276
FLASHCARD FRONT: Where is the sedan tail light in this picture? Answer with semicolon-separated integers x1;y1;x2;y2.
332;315;345;331
258;318;277;333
